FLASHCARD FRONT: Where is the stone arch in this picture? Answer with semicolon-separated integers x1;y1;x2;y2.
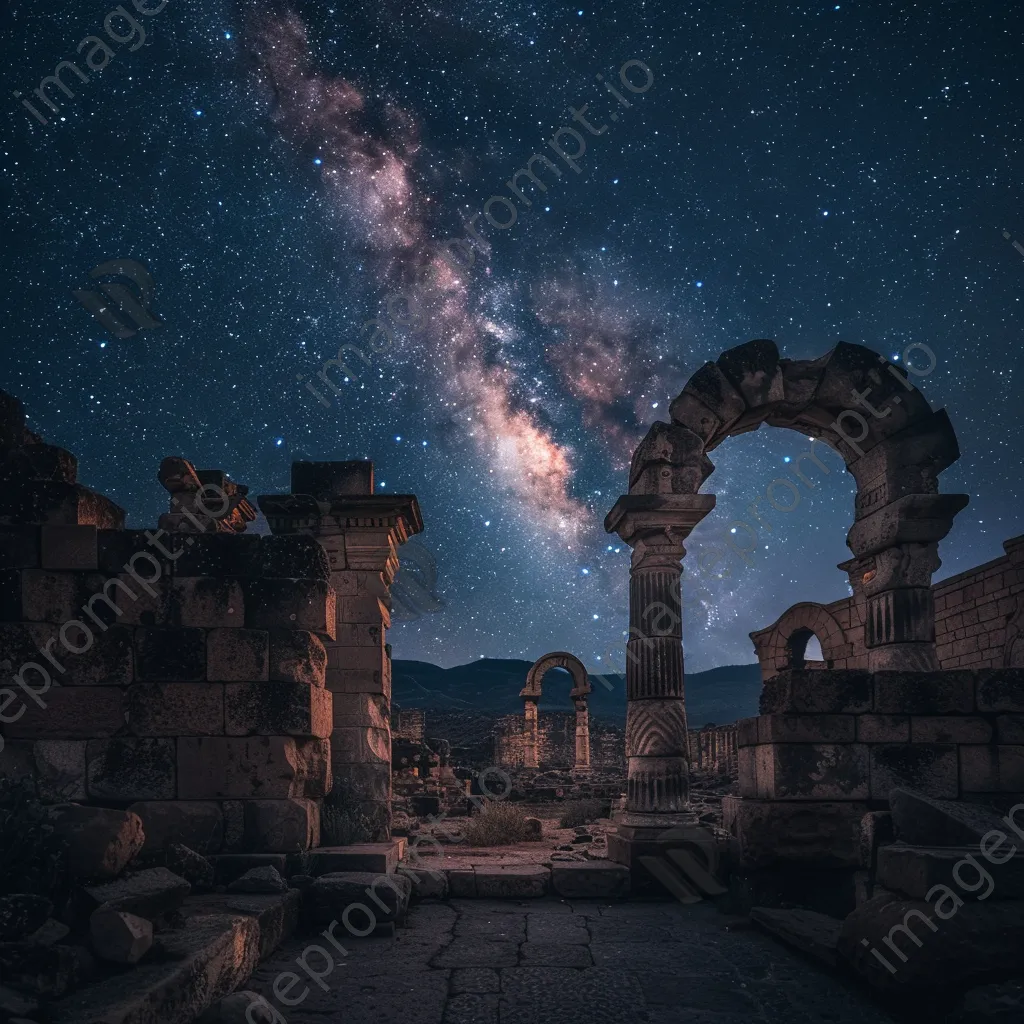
606;338;969;825
518;652;592;771
750;602;855;680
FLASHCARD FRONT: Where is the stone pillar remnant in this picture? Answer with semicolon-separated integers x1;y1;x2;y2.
259;461;423;843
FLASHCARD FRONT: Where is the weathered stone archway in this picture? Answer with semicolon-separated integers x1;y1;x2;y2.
519;652;592;771
750;601;857;679
606;339;968;838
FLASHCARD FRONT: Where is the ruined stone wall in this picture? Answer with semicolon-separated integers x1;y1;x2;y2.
687;723;738;777
752;534;1024;678
0;395;335;854
393;708;426;743
493;712;624;769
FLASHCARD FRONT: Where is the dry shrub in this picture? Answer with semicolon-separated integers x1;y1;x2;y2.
558;799;610;829
463;801;533;846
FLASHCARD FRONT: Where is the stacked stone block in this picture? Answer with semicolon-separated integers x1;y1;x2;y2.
0;393;334;854
726;668;1024;868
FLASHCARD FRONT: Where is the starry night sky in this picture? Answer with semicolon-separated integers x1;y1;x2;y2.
2;1;1022;673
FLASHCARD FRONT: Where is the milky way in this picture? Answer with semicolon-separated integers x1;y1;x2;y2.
2;1;1022;675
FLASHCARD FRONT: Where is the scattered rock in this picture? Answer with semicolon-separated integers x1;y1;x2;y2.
227;866;287;894
570;834;593;844
889;788;1009;847
0;895;52;942
166;844;215;889
0;984;39;1019
287;874;315;891
89;908;153;964
27;918;70;946
750;907;842;967
46;804;145;880
523;817;543;839
82;866;190;919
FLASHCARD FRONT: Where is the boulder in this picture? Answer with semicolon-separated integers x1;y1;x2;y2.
0;895;52;942
46;804;145;880
838;892;1024;993
889;788;1009;847
523;817;543;839
166;844;215;889
27;918;70;946
89;908;153;964
81;866;190;918
227;866;287;895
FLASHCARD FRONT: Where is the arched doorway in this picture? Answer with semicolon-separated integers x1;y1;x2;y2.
749;601;859;679
519;652;592;771
606;339;968;828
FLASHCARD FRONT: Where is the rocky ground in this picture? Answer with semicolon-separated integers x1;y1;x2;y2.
245;897;898;1024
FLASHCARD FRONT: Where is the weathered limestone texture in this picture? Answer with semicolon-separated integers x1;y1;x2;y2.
258;461;423;845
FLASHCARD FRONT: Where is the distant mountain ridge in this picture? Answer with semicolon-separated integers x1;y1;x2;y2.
391;658;763;727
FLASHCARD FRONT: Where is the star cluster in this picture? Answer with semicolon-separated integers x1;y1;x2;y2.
1;0;1022;672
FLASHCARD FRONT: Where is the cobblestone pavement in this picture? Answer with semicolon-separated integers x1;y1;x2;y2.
247;899;898;1024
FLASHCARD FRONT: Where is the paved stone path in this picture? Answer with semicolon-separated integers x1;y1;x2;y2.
248;899;897;1024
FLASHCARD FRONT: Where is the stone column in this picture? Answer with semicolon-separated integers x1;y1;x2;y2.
522;699;539;768
605;494;715;839
573;697;591;772
846;494;967;672
259;461;422;843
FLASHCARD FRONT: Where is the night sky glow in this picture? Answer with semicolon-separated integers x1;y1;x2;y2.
2;1;1022;672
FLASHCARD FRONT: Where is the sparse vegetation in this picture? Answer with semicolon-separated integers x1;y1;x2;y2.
463;800;534;846
0;776;66;897
558;799;610;829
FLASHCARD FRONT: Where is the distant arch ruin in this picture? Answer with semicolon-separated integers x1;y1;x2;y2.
519;652;592;771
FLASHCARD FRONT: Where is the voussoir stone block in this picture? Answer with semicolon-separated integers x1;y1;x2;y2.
177;736;331;800
268;630;326;687
243;579;336;640
759;670;872;714
755;743;869;801
224;681;331;738
873;671;975;714
869;744;958;801
86;738;176;801
207;629;269;682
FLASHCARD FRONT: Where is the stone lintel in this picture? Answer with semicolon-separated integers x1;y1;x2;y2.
604;493;716;546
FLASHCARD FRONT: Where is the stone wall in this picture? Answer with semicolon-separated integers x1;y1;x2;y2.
688;723;738;777
726;667;1024;869
493;712;624;770
751;533;1024;678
